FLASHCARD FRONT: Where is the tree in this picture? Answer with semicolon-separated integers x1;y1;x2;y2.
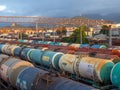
62;29;67;35
100;25;110;36
19;33;28;39
56;30;61;35
62;26;89;44
56;27;67;37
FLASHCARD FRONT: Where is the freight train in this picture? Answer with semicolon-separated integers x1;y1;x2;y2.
0;54;94;90
0;38;107;48
0;44;120;89
0;38;113;56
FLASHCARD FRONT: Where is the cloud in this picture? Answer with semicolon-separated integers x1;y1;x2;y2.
0;0;120;17
0;5;16;14
6;10;16;13
0;5;7;11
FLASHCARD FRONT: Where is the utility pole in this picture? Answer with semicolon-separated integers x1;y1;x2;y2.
19;30;22;40
20;24;22;40
36;22;38;37
109;25;112;47
42;28;45;41
80;27;82;44
53;27;56;42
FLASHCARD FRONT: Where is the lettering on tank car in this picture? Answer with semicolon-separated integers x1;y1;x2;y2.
42;56;49;61
79;63;94;79
1;64;8;76
23;81;27;89
17;78;20;83
88;65;93;68
21;81;27;90
66;59;74;64
87;64;94;78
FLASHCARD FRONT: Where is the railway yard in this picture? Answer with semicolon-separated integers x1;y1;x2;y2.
0;16;120;90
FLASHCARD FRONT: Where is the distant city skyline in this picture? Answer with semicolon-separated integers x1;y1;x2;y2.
0;0;119;17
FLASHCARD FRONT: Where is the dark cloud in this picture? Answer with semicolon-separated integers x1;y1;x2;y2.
0;0;119;17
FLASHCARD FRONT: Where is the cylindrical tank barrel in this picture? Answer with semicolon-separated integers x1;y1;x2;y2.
0;44;4;53
1;44;10;54
16;67;94;90
4;45;19;55
0;54;9;62
46;77;94;90
78;57;114;83
13;47;23;57
49;42;55;46
59;54;78;74
3;45;12;55
20;48;32;60
41;51;63;69
80;44;90;48
36;70;94;90
28;40;33;43
60;42;69;46
23;40;28;43
99;45;107;49
110;62;120;87
16;67;41;90
70;44;80;48
55;42;61;46
10;45;19;55
91;44;100;48
27;49;43;64
0;57;33;86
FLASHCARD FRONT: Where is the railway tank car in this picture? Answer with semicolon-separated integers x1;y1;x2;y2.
27;49;64;69
0;54;34;87
110;62;120;89
0;43;119;90
59;54;114;84
0;54;94;90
